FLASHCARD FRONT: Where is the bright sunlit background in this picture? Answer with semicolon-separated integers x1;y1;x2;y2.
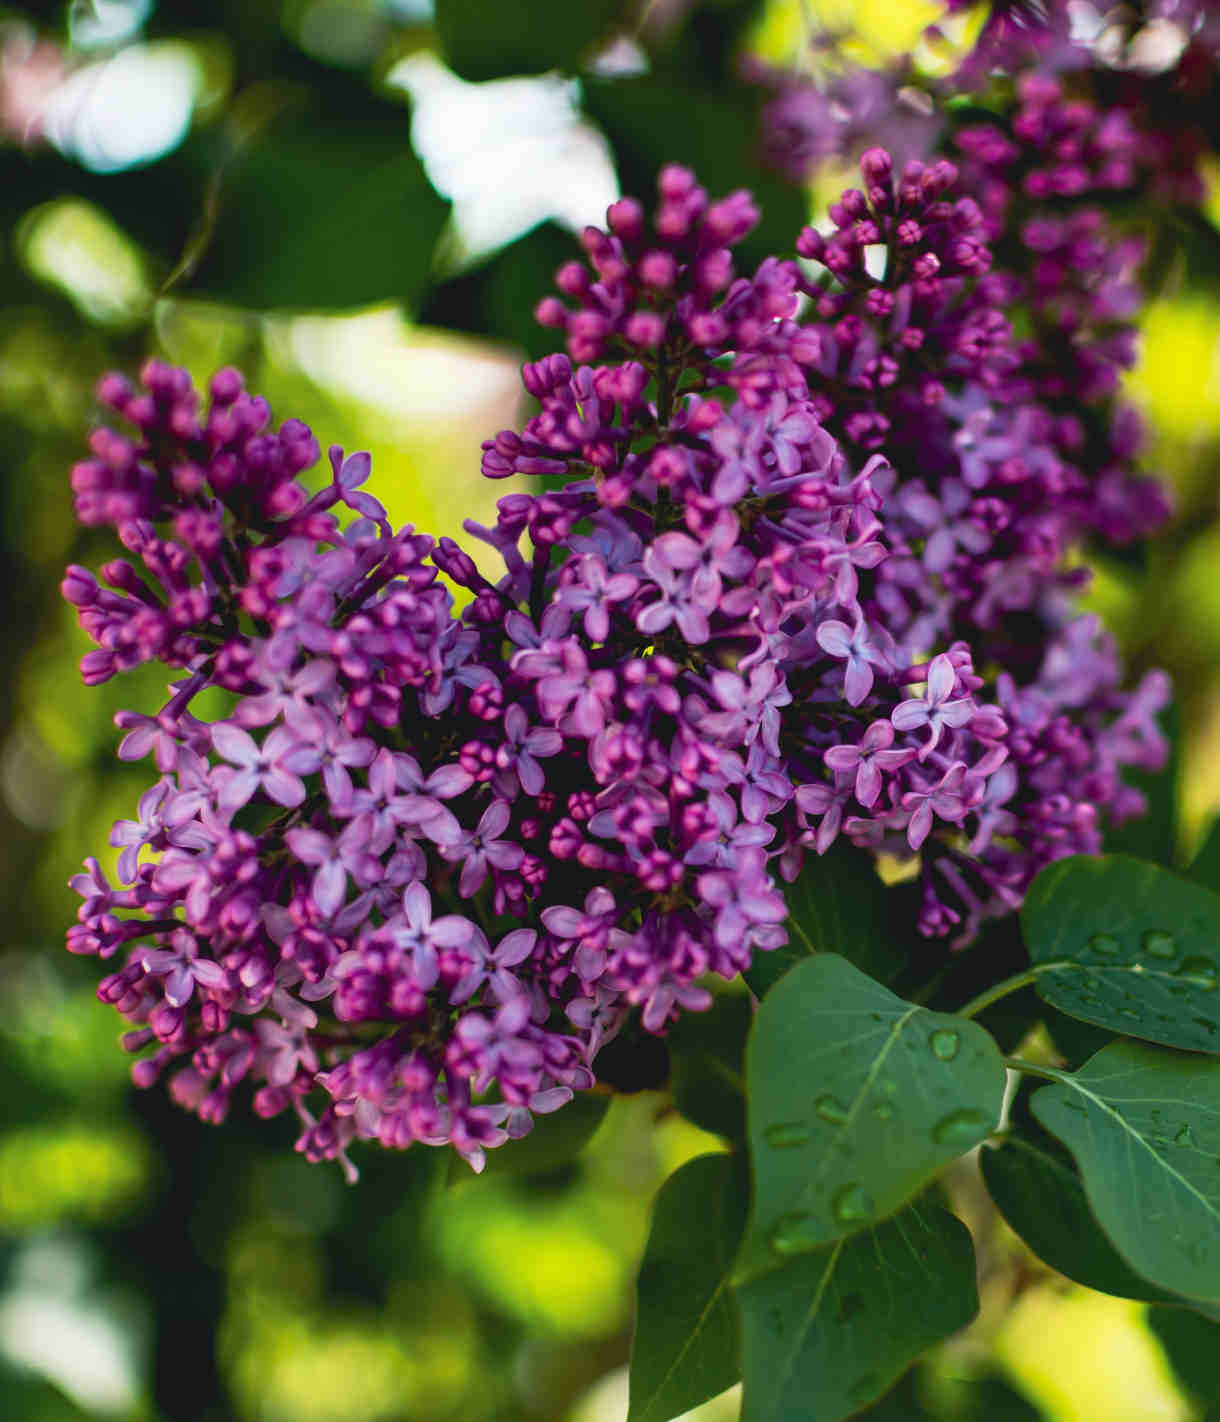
2;2;1219;1420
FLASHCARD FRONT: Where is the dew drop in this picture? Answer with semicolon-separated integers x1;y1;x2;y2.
1089;933;1121;955
1179;956;1219;991
929;1028;960;1061
765;1121;811;1149
1143;930;1178;960
1176;1124;1196;1147
815;1095;850;1126
873;1101;894;1121
832;1183;875;1224
771;1212;817;1255
1119;1008;1141;1020
933;1109;989;1146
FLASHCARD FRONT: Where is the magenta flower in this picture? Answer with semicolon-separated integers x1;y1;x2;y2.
211;723;308;814
816;615;893;706
890;655;975;756
439;799;525;897
823;721;916;808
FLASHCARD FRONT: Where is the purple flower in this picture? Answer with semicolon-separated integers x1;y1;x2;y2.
555;554;638;642
495;705;562;797
823;721;916;808
439;799;524;897
211;724;308;815
387;882;479;991
138;928;228;1008
450;926;538;1005
816;614;893;706
890;656;975;756
901;763;970;851
534;642;616;738
286;821;382;917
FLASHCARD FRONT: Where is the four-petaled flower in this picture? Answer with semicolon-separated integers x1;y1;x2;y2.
890;655;975;756
822;721;916;808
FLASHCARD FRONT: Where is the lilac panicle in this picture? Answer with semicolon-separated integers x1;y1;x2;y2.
65;156;1166;1174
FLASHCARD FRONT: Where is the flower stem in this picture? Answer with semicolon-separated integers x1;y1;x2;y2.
956;965;1057;1020
1003;1055;1073;1086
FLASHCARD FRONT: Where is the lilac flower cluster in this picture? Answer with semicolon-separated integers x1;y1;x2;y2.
65;153;1169;1169
753;0;1212;564
58;206;994;1169
516;162;1168;931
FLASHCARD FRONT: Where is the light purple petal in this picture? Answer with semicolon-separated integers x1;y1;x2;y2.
926;655;956;704
816;621;853;658
212;722;258;767
313;860;348;917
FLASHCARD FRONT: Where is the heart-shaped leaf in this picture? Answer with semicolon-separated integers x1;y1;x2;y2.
1022;855;1220;1054
1029;1040;1220;1303
737;1201;978;1422
628;1152;748;1422
981;1132;1211;1307
191;108;449;313
739;955;1006;1279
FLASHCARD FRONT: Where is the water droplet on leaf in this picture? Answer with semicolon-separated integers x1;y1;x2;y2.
873;1102;894;1121
815;1095;850;1125
1176;1124;1195;1147
832;1183;874;1224
771;1212;817;1255
1179;956;1219;991
1143;930;1177;959
1089;933;1121;955
933;1109;988;1146
765;1121;811;1148
929;1028;960;1060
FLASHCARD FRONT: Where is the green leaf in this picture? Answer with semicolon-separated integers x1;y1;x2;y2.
739;956;1006;1279
435;0;623;81
1021;855;1220;1054
1189;820;1220;896
737;1202;978;1422
470;1092;609;1179
981;1132;1195;1304
190;107;449;311
1148;1307;1220;1403
1029;1040;1220;1303
628;1152;749;1422
668;992;751;1142
744;843;903;998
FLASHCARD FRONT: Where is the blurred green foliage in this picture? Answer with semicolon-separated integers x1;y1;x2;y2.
2;2;1220;1420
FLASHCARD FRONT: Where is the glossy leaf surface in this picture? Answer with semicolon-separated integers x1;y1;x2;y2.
1030;1041;1220;1303
740;955;1005;1278
738;1202;978;1422
1022;855;1220;1054
628;1153;748;1422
